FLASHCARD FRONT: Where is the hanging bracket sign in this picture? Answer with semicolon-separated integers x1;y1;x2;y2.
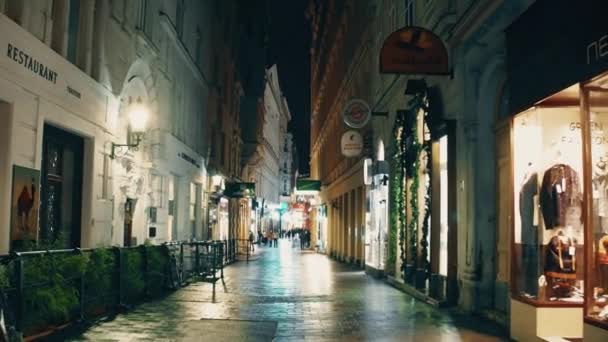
379;26;449;75
341;130;363;157
342;99;371;128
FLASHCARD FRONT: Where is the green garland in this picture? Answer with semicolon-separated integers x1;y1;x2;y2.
391;111;407;273
420;140;431;275
398;155;406;272
390;95;430;276
406;107;421;270
387;160;399;273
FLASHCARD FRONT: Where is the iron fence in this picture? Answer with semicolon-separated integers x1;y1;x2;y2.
0;238;238;339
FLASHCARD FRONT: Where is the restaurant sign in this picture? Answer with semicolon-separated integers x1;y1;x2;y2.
342;99;371;129
341;130;363;157
379;26;449;75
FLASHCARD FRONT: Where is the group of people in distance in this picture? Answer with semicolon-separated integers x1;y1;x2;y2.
285;228;311;250
250;228;312;250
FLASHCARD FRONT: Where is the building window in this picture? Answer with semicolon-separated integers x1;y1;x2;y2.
5;1;23;24
151;174;164;208
190;183;196;237
137;0;147;30
195;26;202;65
67;0;81;64
405;0;414;27
176;0;184;38
102;155;110;199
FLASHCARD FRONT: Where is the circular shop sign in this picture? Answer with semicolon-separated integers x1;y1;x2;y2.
341;130;363;157
342;99;371;128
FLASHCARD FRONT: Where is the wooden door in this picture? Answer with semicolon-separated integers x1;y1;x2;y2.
40;124;83;248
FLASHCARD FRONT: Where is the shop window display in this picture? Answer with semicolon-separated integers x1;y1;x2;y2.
513;105;585;304
585;79;608;325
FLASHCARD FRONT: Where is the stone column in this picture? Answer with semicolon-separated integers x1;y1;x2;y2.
458;118;481;311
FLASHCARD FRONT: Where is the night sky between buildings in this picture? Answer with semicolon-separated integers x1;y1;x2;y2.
269;0;311;175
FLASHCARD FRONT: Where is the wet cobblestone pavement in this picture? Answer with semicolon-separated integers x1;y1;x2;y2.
56;240;509;341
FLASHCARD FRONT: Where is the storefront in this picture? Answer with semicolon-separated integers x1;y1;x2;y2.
316;204;328;253
365;159;389;274
507;1;608;340
0;14;120;253
218;198;230;240
388;86;456;303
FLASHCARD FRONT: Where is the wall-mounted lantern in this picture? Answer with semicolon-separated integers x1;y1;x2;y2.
111;96;149;159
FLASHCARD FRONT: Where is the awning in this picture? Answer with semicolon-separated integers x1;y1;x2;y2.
224;182;255;198
295;179;321;192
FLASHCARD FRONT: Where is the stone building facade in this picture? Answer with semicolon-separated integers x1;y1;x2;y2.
307;0;536;329
280;133;294;197
0;0;269;252
307;0;374;265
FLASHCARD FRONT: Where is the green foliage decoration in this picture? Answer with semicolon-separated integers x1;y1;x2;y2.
22;253;86;334
146;246;169;297
420;140;432;275
391;110;407;273
84;248;116;310
406;107;421;269
387;160;399;274
122;248;145;303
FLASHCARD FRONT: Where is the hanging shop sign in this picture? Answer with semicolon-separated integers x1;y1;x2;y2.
295;179;321;195
379;26;449;75
296;179;321;191
224;182;255;198
341;130;363;157
342;99;371;128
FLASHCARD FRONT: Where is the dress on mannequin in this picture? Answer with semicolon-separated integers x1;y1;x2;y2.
519;165;539;296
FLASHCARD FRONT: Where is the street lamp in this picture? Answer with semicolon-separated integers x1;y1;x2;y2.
110;97;149;159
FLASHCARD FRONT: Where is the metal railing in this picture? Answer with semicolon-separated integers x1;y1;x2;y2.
0;239;237;339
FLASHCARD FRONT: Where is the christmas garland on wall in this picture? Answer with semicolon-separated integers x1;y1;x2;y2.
404;103;421;270
420;138;432;275
391;110;407;273
387;159;399;273
390;94;433;277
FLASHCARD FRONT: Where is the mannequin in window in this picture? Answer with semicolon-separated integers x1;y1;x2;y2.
593;157;608;233
520;162;539;297
540;151;583;230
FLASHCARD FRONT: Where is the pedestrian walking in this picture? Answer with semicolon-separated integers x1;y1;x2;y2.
249;231;255;252
273;231;278;247
300;230;305;250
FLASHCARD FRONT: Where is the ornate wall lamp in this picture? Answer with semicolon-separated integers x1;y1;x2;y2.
110;97;149;159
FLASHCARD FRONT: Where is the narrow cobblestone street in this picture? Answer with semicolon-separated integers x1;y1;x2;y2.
55;241;508;341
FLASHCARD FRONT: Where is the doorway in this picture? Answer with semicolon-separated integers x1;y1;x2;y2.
123;198;137;246
40;124;84;248
0;101;12;253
